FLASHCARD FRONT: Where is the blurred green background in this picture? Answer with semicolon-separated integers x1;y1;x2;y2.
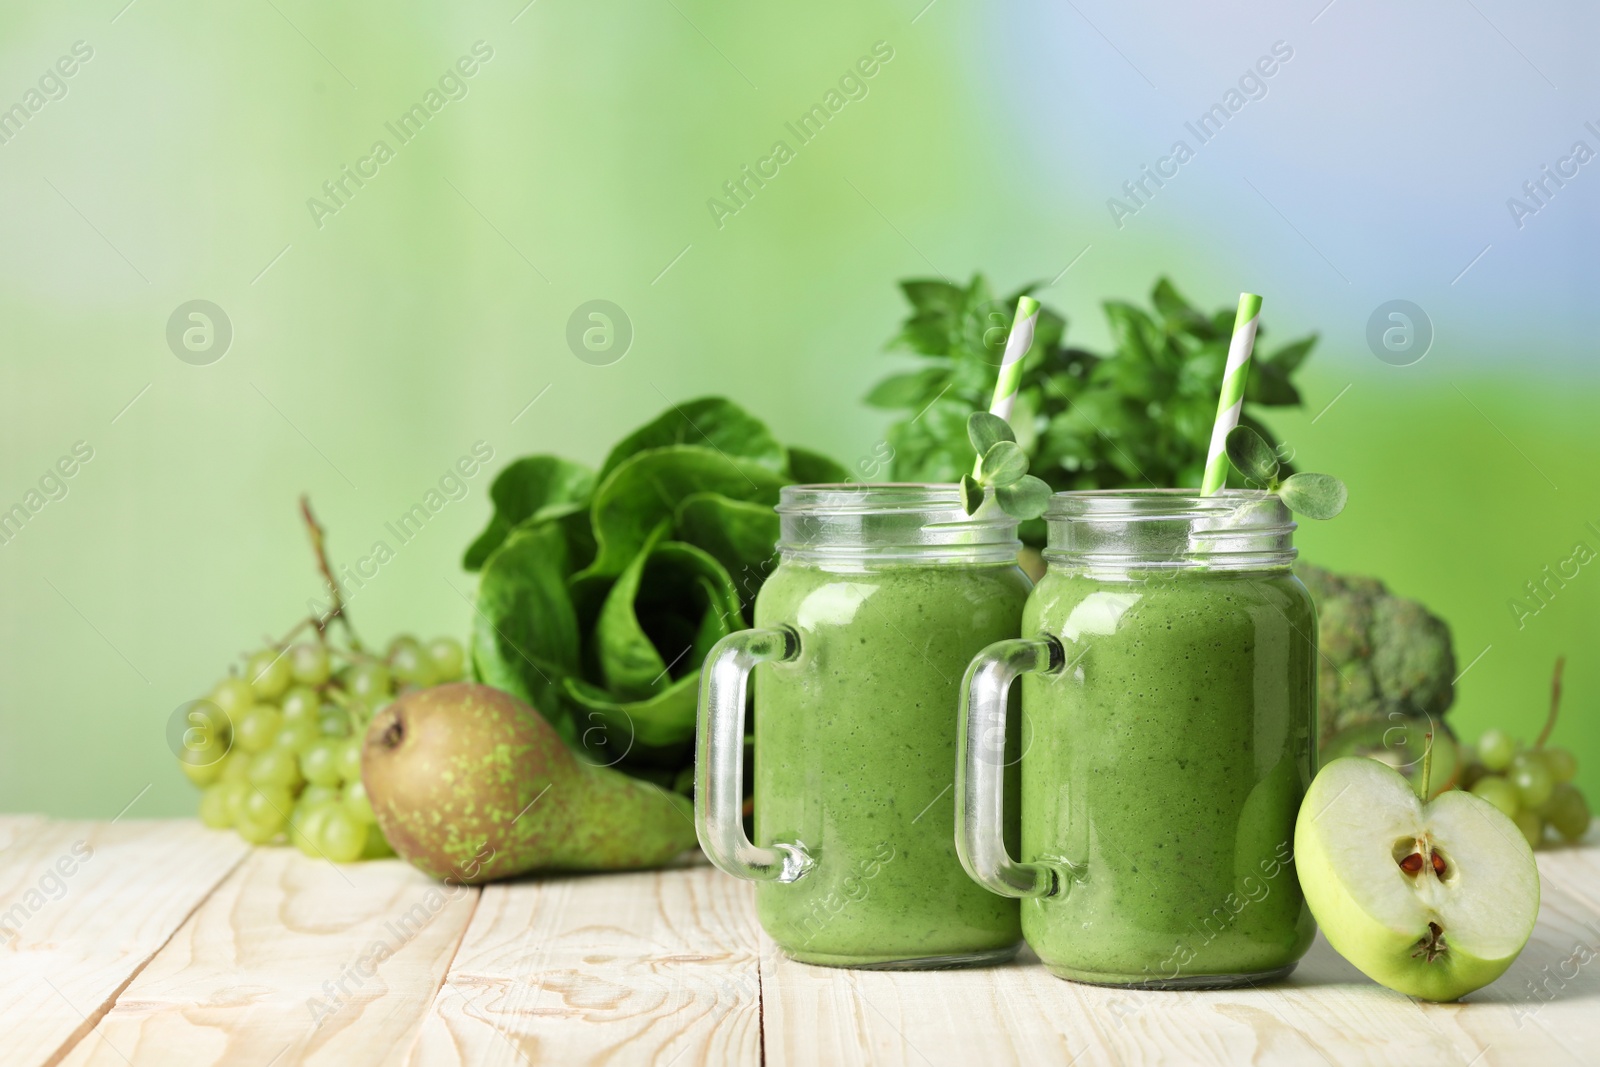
0;0;1593;816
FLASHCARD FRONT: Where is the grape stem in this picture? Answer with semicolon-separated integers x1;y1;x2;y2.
1535;655;1566;749
300;495;364;649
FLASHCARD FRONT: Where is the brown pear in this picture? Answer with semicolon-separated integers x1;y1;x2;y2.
361;683;696;884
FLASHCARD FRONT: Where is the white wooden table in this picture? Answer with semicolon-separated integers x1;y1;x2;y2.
1;816;1595;1065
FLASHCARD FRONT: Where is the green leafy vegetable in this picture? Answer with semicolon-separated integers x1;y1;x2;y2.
869;274;1316;542
471;522;583;741
562;674;701;751
599;397;786;480
784;446;851;484
1223;425;1348;520
464;397;839;787
462;457;595;571
583;446;789;579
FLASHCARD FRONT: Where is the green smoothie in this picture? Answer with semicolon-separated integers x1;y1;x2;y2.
753;560;1029;966
1019;567;1317;985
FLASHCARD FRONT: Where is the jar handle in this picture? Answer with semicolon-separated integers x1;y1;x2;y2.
956;636;1067;899
695;626;813;882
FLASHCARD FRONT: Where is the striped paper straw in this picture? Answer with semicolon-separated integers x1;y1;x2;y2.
972;296;1041;477
1199;292;1263;495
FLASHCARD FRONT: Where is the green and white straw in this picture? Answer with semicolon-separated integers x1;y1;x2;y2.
1199;292;1263;495
972;295;1041;477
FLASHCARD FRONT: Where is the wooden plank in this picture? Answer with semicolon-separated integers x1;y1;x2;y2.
0;814;46;852
0;819;248;1067
55;848;478;1067
406;862;761;1066
762;844;1600;1067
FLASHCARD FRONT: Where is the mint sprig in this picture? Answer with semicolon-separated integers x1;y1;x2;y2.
1223;425;1347;520
960;412;1052;520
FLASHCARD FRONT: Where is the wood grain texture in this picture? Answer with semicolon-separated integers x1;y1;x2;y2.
406;861;761;1066
761;836;1600;1067
0;814;46;852
13;822;1599;1066
0;819;248;1067
54;847;478;1067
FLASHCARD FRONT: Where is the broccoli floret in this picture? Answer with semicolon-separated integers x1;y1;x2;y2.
1296;562;1457;748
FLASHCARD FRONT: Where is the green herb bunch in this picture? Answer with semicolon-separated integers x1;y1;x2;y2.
462;398;846;792
867;274;1316;540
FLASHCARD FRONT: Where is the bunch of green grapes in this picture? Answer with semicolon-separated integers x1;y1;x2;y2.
176;633;465;861
1460;733;1588;849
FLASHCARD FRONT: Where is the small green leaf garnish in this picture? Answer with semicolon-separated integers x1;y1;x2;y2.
995;475;1051;518
961;415;1049;520
958;473;985;514
967;411;1016;456
979;441;1029;487
1278;473;1347;520
1224;425;1280;485
1223;425;1347;520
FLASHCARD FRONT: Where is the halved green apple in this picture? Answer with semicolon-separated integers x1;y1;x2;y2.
1295;756;1539;1001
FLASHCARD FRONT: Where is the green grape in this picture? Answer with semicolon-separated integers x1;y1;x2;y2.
343;780;374;824
235;812;281;845
243;784;293;827
387;634;422;659
246;648;292;700
318;704;352;738
1543;747;1579;784
179;750;226;788
1470;775;1520;818
198;784;232;829
221;779;252;824
1510;754;1555;809
348;662;392;702
427;636;465;681
248;746;304;790
342;698;372;728
1477;729;1516;772
280;687;319;725
235;705;283;754
389;641;436;688
301;740;342;787
179;740;232;787
221;750;253;783
319;808;367;863
337;737;363;783
182;699;235;751
289;801;332;855
1512;810;1545;849
275;720;321;754
210;677;255;719
1541;783;1592;842
300;784;340;808
289;641;332;685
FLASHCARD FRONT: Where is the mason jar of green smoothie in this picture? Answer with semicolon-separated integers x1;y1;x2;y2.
956;489;1317;987
697;484;1029;968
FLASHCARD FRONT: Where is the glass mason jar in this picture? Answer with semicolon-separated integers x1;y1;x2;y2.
956;490;1318;987
697;484;1030;968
